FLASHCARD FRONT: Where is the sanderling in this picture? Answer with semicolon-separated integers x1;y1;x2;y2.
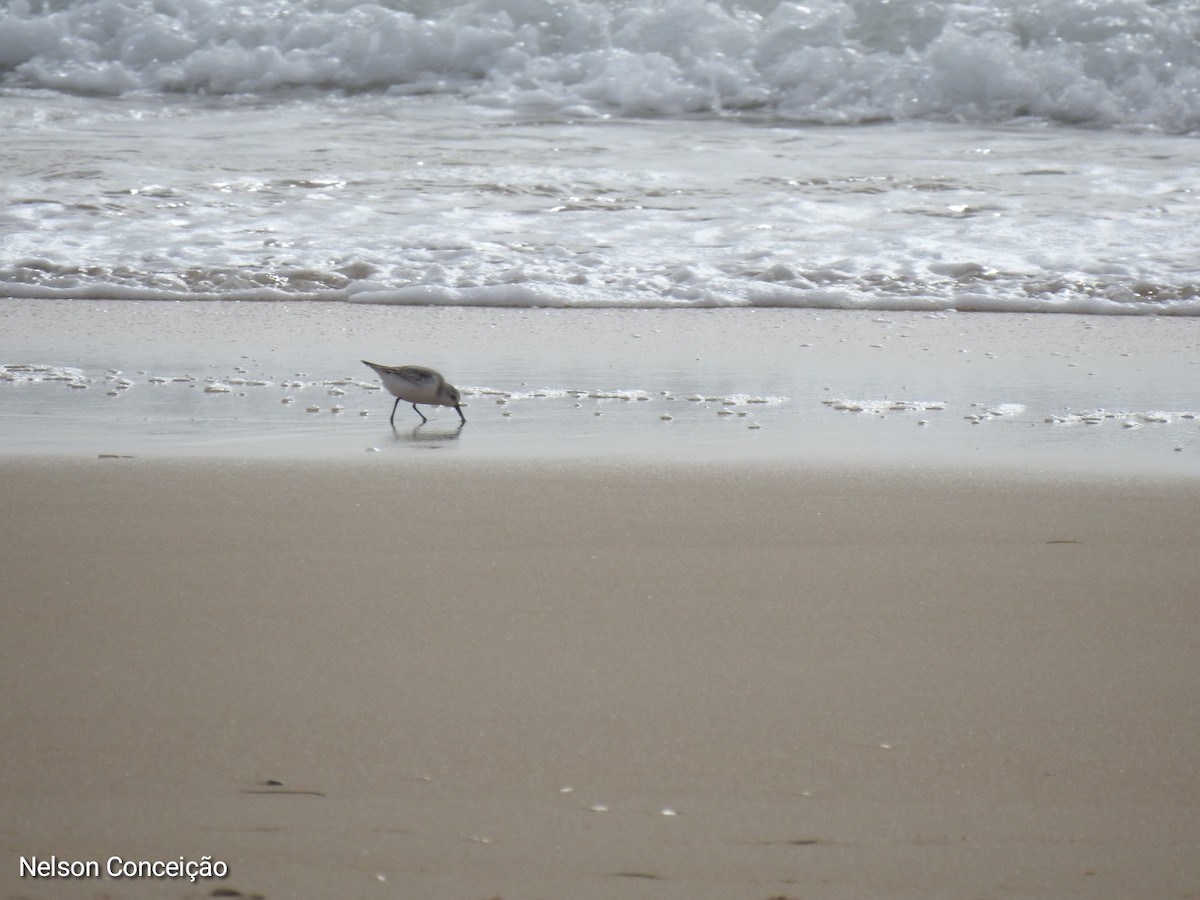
361;361;466;425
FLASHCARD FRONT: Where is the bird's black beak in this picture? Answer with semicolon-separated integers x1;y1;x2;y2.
456;406;466;424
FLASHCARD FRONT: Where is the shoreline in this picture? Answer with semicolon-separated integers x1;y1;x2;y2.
3;300;1200;477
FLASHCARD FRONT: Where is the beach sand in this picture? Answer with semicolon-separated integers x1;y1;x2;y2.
3;299;1199;897
2;457;1198;899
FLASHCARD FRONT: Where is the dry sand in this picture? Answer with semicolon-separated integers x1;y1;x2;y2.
2;457;1198;899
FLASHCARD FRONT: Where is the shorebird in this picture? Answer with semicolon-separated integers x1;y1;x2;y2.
361;361;466;425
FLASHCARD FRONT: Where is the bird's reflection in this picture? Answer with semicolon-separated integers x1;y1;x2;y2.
390;420;466;447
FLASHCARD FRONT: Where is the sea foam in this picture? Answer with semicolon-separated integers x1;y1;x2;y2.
1;0;1197;132
2;1;1197;316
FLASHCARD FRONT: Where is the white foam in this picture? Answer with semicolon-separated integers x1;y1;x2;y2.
1047;409;1200;426
963;403;1027;422
0;363;86;383
2;0;1196;131
2;9;1197;319
824;399;947;414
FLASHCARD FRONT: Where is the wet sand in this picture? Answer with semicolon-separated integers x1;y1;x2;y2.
3;299;1200;472
2;457;1198;899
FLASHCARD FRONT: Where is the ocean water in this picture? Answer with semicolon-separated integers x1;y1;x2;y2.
2;0;1199;314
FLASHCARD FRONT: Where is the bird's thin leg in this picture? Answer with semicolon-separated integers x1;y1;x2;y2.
390;396;401;425
412;403;428;424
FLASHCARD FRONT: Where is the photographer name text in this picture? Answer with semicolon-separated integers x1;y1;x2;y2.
20;855;227;882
